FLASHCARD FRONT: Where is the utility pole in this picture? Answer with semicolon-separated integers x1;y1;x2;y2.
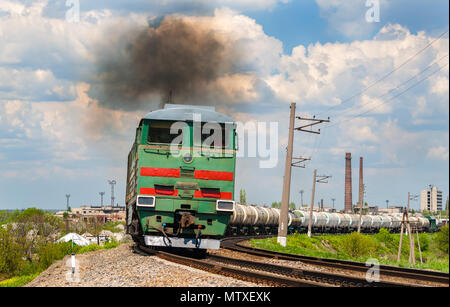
357;157;364;233
408;192;418;212
278;103;296;247
108;180;116;207
307;170;332;237
386;200;389;209
66;194;71;211
397;208;416;265
331;198;336;210
277;104;330;246
99;192;105;208
308;170;317;238
300;190;304;208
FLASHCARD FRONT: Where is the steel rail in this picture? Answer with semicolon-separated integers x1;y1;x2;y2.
134;244;413;287
206;253;408;287
221;237;449;286
134;244;328;287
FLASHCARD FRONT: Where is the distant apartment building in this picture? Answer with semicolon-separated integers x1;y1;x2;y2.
420;186;443;213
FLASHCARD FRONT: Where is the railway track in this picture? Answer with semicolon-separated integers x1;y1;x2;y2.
134;244;418;287
221;236;449;286
134;244;327;287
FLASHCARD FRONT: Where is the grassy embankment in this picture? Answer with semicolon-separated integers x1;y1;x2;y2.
0;240;121;287
250;226;449;272
0;209;126;287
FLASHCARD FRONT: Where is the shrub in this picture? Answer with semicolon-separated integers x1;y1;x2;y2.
37;242;74;271
376;228;395;246
0;227;26;277
340;232;376;258
416;233;429;252
76;244;103;254
435;225;449;254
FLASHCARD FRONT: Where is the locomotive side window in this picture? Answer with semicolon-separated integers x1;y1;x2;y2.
148;121;183;145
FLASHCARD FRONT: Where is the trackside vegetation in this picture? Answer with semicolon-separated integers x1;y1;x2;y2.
250;226;449;272
0;208;123;287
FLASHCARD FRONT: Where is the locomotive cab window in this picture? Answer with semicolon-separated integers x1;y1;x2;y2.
199;123;233;149
147;121;184;145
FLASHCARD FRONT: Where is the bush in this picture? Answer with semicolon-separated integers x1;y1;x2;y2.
102;221;125;233
417;233;429;252
435;225;449;254
376;228;395;246
76;244;103;254
37;242;74;271
340;232;376;258
0;227;26;277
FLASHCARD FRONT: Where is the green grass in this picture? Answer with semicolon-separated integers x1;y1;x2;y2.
0;273;40;288
1;241;122;287
250;229;449;272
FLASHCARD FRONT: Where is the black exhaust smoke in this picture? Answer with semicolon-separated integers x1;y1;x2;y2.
91;15;243;111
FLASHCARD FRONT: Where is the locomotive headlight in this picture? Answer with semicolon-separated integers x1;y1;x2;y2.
216;200;235;212
183;153;193;164
137;195;156;208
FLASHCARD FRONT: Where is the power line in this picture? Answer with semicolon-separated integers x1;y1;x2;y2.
329;54;449;120
308;57;448;164
300;30;449;169
323;62;448;130
315;28;449;117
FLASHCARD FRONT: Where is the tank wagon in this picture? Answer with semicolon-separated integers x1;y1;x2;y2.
227;205;434;235
126;105;237;251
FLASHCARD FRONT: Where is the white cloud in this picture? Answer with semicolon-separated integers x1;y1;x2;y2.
0;1;448;207
266;24;449;118
427;146;449;161
316;0;390;39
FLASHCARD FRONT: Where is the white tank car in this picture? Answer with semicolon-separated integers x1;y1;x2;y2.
359;215;372;229
324;212;342;228
390;214;402;229
229;204;431;233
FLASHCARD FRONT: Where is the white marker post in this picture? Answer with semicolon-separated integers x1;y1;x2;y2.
71;253;76;274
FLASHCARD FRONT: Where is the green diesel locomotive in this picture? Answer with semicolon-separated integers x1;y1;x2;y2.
126;104;237;251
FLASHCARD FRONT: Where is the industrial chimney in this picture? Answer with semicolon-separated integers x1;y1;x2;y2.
358;157;364;209
345;153;353;213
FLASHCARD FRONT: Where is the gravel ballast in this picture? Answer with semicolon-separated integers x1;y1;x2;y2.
26;244;259;287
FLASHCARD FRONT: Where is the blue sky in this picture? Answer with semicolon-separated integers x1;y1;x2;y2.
0;0;448;211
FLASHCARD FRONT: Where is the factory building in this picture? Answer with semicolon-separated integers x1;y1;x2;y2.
55;205;126;223
420;186;443;213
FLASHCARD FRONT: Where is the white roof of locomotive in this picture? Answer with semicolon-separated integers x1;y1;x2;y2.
142;104;235;124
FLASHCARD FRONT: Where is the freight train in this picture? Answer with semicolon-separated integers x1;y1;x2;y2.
126;105;441;252
227;204;442;235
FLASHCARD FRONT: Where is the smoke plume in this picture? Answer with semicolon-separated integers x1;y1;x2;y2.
91;15;245;110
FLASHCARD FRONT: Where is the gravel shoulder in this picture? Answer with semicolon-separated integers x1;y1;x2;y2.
26;244;259;287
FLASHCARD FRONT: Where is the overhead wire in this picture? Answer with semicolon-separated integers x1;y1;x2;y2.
326;54;449;120
323;62;449;130
314;28;449;118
